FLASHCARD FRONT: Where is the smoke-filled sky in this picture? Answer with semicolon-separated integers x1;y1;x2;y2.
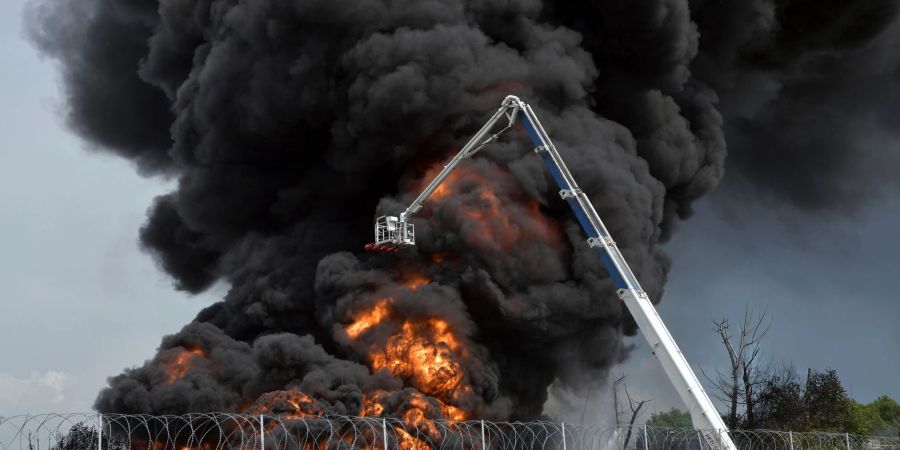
1;0;898;421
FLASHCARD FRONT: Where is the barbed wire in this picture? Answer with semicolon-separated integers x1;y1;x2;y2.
1;413;898;450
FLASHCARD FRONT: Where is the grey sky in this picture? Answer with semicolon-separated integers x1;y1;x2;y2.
619;188;900;417
1;0;897;420
0;0;220;414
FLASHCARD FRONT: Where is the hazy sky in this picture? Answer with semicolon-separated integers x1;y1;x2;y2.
1;0;897;419
618;188;900;415
0;0;222;415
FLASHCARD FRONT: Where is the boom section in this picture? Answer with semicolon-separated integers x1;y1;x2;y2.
371;96;521;251
400;97;520;223
368;96;738;450
517;103;735;450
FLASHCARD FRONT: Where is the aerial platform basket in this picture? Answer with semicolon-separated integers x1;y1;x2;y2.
366;215;415;252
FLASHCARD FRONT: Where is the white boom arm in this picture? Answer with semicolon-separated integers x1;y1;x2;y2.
371;95;736;449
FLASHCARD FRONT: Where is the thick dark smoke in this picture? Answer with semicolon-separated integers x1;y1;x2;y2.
689;0;900;211
27;0;899;420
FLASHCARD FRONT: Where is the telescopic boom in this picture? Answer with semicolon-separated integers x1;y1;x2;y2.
369;95;737;450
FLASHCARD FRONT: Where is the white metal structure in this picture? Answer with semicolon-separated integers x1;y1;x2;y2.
374;215;415;252
371;95;737;449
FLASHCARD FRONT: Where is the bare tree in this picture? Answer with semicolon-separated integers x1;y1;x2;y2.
613;375;627;427
741;333;772;429
613;375;649;449
704;307;770;429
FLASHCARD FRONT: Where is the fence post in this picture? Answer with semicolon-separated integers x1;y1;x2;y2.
383;419;389;450
643;425;649;450
481;420;486;450
845;432;850;450
96;413;102;450
259;415;265;450
561;422;566;450
788;430;794;450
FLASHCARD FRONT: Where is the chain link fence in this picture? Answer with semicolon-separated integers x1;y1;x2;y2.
2;414;898;450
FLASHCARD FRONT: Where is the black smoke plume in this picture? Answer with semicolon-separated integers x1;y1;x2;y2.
689;0;900;211
27;0;899;421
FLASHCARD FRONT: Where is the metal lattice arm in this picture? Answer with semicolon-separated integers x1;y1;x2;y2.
399;96;523;223
369;96;524;250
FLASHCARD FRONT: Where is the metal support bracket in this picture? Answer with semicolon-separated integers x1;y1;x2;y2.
534;145;549;153
559;188;582;200
616;288;649;301
586;236;615;248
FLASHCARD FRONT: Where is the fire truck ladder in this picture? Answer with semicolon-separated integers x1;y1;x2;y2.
370;95;736;450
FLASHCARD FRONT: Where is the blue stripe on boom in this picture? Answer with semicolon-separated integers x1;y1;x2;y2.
594;248;630;289
520;108;630;290
518;111;544;146
564;198;598;236
538;152;568;190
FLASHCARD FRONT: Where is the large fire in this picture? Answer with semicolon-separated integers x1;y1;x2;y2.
334;160;561;441
233;159;560;447
234;277;470;448
245;389;325;420
345;294;470;422
361;390;465;449
369;318;464;401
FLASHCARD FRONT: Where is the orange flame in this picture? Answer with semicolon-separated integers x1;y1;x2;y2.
347;299;471;422
360;393;385;417
339;258;479;448
362;390;466;425
346;298;392;339
403;274;430;290
240;287;471;450
244;389;325;420
395;428;433;450
370;318;464;401
178;445;214;450
418;163;561;253
430;180;453;202
430;253;450;263
162;348;206;383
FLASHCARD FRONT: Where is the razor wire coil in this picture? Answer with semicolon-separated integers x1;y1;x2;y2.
2;414;898;450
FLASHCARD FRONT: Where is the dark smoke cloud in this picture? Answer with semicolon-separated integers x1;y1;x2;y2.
690;0;900;212
27;0;899;421
27;0;174;173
